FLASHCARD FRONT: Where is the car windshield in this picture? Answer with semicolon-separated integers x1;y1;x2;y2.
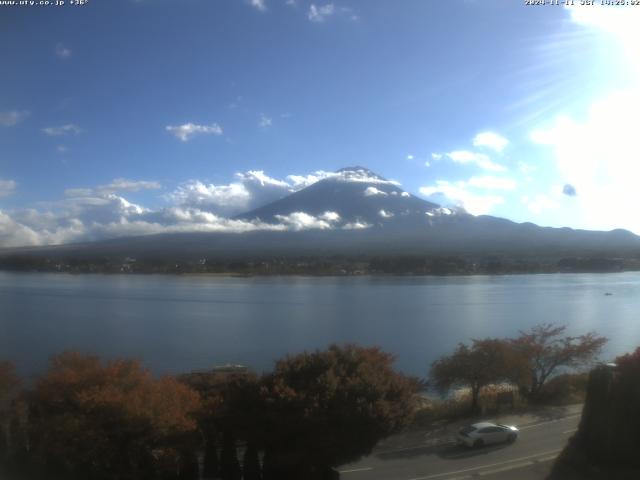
460;426;477;435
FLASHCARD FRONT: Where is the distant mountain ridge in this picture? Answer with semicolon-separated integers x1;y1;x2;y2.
2;166;640;262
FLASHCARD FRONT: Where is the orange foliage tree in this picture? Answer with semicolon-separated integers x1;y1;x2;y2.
0;361;20;402
511;324;607;398
27;352;201;480
0;361;21;461
260;344;417;480
430;338;525;413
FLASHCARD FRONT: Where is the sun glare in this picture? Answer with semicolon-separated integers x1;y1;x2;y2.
525;5;640;234
568;4;640;80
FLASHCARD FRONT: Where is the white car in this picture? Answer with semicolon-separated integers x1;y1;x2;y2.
456;422;519;448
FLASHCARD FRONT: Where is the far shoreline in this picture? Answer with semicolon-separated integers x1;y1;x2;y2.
1;268;639;278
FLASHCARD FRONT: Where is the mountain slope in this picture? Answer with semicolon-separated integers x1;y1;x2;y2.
2;166;640;262
236;166;448;229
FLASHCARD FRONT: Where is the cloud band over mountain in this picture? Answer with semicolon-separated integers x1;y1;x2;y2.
0;168;409;248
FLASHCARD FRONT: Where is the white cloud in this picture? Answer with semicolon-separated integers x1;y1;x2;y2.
1;203;294;247
308;3;334;22
170;170;292;217
420;180;504;216
337;168;400;185
0;189;297;247
319;211;341;222
171;181;253;217
165;122;223;142
11;209;60;232
87;216;281;240
364;186;388;197
467;176;517;190
236;170;290;188
431;153;443;160
342;221;371;230
55;43;71;59
407;154;414;160
286;170;336;189
445;150;506;172
274;211;338;231
0;179;16;197
522;194;560;215
287;168;399;188
0;110;29;127
140;207;285;234
42;124;82;136
530;88;640;232
0;168;402;247
63;188;93;198
0;211;43;247
472;131;509;153
249;0;267;11
4;193;151;246
378;209;394;219
259;114;273;128
101;179;161;193
56;194;149;226
65;178;161;197
419;175;515;215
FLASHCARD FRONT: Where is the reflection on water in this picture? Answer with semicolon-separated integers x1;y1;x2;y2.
1;272;639;378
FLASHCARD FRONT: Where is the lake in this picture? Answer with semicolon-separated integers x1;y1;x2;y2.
1;271;639;379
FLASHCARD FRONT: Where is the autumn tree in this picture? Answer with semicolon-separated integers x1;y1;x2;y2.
27;352;201;480
430;339;525;413
0;361;20;463
511;324;607;399
179;369;263;480
260;344;417;480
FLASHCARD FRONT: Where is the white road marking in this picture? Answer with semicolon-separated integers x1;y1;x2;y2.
407;449;562;480
535;454;561;463
373;413;580;457
477;460;534;476
339;467;374;474
341;413;579;478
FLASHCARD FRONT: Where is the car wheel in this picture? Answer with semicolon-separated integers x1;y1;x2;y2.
508;433;517;443
473;439;484;448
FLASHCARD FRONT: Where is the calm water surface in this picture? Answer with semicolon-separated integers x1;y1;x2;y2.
1;272;639;378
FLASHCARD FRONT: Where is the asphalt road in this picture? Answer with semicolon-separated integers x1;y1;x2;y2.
338;413;581;480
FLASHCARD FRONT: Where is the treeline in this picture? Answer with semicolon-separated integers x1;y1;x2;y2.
1;254;639;275
430;324;607;413
0;345;418;480
0;326;611;479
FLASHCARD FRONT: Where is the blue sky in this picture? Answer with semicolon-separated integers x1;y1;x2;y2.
1;0;640;246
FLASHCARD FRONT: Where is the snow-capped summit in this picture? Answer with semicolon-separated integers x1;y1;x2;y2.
237;166;444;228
332;166;397;184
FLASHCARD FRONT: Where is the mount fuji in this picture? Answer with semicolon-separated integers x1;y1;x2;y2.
2;166;640;263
